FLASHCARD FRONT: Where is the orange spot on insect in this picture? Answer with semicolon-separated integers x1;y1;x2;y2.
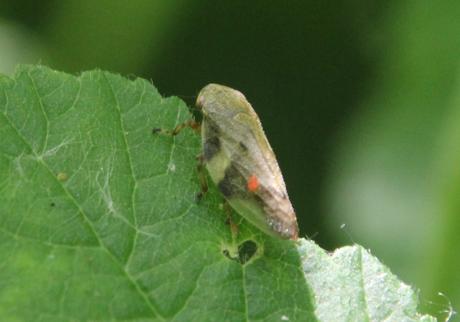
247;175;260;192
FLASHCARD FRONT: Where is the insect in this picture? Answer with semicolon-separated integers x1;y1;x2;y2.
157;84;299;240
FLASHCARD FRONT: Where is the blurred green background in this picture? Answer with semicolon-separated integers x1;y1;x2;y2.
1;1;458;319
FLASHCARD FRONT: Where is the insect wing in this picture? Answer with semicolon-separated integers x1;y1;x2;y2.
198;84;298;239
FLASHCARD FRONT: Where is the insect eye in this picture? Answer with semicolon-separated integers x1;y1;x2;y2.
195;94;205;109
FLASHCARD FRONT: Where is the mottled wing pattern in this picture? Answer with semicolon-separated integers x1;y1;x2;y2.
198;84;298;239
232;112;287;192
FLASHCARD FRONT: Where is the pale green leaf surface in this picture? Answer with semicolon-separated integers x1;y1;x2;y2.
298;239;436;322
0;65;435;322
0;65;314;322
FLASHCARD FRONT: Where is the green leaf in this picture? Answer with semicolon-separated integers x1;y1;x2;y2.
0;65;435;322
0;65;314;322
298;240;436;322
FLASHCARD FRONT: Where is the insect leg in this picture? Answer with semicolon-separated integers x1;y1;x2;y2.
224;201;239;239
195;154;208;202
152;119;200;136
